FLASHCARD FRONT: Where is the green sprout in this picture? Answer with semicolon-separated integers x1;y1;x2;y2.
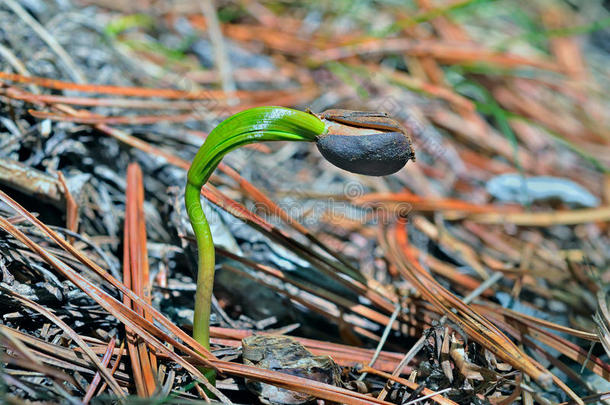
185;106;415;380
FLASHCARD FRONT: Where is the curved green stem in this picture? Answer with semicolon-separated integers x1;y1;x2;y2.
185;107;326;357
185;183;215;349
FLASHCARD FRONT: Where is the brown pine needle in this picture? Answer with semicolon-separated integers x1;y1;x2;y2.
83;337;116;404
123;163;157;396
379;218;555;388
0;190;399;404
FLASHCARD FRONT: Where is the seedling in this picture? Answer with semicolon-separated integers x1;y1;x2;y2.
185;106;414;379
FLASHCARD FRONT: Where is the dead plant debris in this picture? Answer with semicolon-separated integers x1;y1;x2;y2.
0;0;609;404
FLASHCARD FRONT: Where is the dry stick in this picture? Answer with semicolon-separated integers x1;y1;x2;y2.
83;337;116;404
580;342;596;374
3;0;85;83
404;387;452;405
377;271;504;401
0;326;41;366
47;225;123;286
464;206;610;226
4;91;205;109
28;109;207;125
595;289;610;360
499;307;598;342
0;286;126;400
200;0;236;95
0;43;31;79
2;89;212;110
0;157;63;205
211;294;239;329
358;304;401;381
560;391;610;405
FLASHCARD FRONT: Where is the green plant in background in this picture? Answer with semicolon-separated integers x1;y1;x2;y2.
105;14;197;64
185;106;415;381
104;14;154;37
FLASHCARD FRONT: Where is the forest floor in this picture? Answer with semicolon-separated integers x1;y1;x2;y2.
0;0;609;404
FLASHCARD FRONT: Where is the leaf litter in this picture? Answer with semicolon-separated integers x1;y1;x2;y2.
0;0;609;404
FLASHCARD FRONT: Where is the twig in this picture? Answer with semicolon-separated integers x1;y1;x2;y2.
358;304;401;381
0;43;24;73
200;0;236;96
404;387;452;405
